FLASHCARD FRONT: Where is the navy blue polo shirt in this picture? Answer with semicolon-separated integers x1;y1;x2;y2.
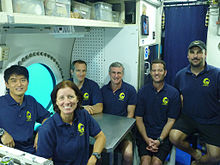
0;94;50;154
175;64;220;124
101;81;137;116
135;83;181;138
69;78;103;106
37;109;101;165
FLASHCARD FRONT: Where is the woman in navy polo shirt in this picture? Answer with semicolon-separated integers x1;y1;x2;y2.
37;80;106;165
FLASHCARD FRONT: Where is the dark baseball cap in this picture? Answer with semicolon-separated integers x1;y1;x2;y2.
188;40;206;50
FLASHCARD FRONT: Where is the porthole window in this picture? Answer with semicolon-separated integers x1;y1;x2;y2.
12;51;63;130
26;63;56;114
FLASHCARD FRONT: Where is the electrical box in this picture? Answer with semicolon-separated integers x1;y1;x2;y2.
0;45;9;61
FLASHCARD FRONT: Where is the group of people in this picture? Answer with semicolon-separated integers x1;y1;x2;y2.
0;40;219;165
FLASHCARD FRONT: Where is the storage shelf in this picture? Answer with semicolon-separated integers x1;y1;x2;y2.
0;12;124;28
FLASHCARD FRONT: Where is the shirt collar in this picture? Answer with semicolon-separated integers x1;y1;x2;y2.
53;113;64;126
23;95;32;106
6;94;18;105
54;109;80;127
150;82;167;93
69;77;88;87
81;78;88;89
6;94;29;107
186;63;209;75
107;80;124;91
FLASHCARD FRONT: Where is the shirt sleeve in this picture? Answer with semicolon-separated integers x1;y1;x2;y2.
167;90;181;119
135;89;144;117
36;121;55;158
217;70;220;100
86;112;101;137
174;71;182;93
35;101;51;123
91;83;103;105
127;86;137;105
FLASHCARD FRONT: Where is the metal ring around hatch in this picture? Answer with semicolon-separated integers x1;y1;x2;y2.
16;51;64;83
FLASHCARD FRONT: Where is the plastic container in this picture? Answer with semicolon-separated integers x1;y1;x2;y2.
71;1;91;19
44;0;71;17
92;2;112;21
112;11;120;22
12;0;45;15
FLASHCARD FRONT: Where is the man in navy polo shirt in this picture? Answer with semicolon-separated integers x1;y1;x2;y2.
0;65;50;154
135;59;181;165
70;60;103;115
101;62;137;165
169;40;220;165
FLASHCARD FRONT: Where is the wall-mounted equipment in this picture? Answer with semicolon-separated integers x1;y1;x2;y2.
0;45;9;61
141;15;149;35
50;26;90;38
217;25;220;35
161;11;165;30
138;44;159;88
205;9;210;26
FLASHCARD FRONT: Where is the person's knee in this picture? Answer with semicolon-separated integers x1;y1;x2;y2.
122;140;133;162
123;148;133;162
208;151;220;162
151;156;162;165
141;156;151;165
169;129;183;145
151;159;162;165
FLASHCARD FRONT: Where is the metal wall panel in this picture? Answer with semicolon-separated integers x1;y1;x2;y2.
72;28;105;86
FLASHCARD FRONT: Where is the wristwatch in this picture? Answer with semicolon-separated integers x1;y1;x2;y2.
0;128;5;137
157;137;164;144
92;152;101;160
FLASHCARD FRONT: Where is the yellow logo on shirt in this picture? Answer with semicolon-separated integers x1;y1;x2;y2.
162;97;169;106
83;93;89;100
119;92;125;101
203;78;210;87
26;111;32;121
78;123;85;136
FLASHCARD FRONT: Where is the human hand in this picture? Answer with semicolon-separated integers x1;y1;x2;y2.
87;155;97;165
34;133;38;150
1;131;15;148
146;145;158;152
84;106;94;115
152;139;160;147
148;139;160;152
146;138;154;147
146;138;158;152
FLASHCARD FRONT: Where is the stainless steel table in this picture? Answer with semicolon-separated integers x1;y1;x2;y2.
90;113;136;165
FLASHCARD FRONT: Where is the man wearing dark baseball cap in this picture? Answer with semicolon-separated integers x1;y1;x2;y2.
169;40;220;165
188;40;206;50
